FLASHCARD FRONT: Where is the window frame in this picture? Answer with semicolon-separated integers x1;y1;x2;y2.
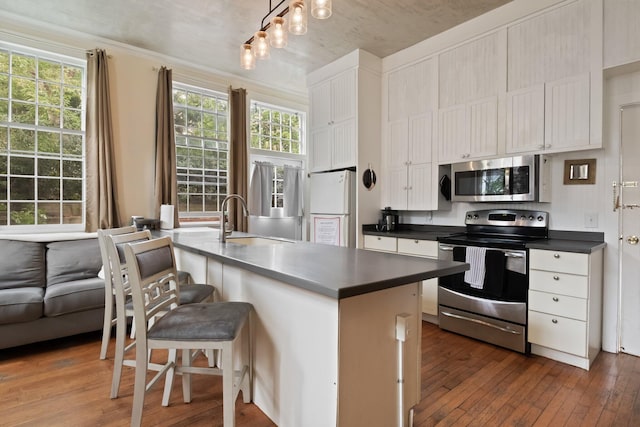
0;41;87;232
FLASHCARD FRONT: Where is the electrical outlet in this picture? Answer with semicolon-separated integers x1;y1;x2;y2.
584;213;598;228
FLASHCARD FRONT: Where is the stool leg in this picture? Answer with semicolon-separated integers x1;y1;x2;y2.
222;343;235;427
100;294;114;360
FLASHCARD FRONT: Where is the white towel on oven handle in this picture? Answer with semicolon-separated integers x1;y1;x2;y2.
464;246;487;289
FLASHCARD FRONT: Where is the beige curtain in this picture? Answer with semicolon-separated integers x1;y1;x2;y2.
229;87;248;232
85;49;120;231
153;67;180;228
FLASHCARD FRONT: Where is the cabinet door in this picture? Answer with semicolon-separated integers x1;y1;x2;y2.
310;80;331;128
438;104;469;164
310;128;332;172
331;69;356;123
388;119;409;170
544;73;590;151
388;166;408;210
604;0;640;68
331;120;356;169
468;96;498;158
408;163;433;211
506;84;545;154
409;113;433;164
422;278;438;316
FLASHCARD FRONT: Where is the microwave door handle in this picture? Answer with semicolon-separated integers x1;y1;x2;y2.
504;167;510;194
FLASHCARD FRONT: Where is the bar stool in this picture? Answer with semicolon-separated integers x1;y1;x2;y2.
124;236;253;427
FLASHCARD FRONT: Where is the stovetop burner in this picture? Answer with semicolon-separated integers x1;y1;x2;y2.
438;209;549;250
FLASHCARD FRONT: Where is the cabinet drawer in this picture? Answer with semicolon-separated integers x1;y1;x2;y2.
528;290;587;321
529;270;588;299
528;311;587;357
422;278;438;316
363;235;397;252
529;249;589;275
397;238;438;258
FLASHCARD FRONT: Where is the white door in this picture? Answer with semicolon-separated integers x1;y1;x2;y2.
619;103;640;356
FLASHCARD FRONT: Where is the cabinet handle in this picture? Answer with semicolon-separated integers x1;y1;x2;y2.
553;275;559;281
552;297;559;302
552;319;558;324
414;240;419;244
377;237;381;240
553;253;560;259
538;144;545;149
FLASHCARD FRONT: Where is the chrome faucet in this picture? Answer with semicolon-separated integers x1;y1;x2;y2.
220;194;249;243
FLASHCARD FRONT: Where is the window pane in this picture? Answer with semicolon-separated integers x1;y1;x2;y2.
13;54;36;77
39;202;61;224
10;177;34;200
0;73;8;98
38;59;61;81
38;106;61;127
0;202;7;225
62;160;81;178
63;108;82;130
38;177;60;199
63;86;82;108
0;50;8;73
10;202;36;225
62;133;82;156
38;131;60;154
11;157;35;175
10;128;35;152
0;99;7;121
38;81;61;105
63;65;83;87
62;179;82;201
62;202;82;224
12;101;36;124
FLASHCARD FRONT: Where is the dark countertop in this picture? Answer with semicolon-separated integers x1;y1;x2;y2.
157;228;468;300
362;224;606;254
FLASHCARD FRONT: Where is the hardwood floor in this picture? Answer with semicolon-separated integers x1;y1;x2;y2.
1;322;638;426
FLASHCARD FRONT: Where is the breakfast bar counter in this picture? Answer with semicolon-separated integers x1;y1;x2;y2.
158;228;467;427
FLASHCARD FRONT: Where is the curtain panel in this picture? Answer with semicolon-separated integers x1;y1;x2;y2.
249;161;274;217
154;67;180;228
283;165;303;217
85;48;120;231
229;87;249;232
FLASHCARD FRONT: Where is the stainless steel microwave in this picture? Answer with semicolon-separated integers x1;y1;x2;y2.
451;155;549;202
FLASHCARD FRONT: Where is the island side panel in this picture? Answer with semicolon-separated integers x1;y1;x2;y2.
338;282;421;427
222;265;340;427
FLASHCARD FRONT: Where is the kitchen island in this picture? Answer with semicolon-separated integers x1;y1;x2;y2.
159;228;467;427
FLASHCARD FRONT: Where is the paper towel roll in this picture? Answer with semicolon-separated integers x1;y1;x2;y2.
160;204;174;229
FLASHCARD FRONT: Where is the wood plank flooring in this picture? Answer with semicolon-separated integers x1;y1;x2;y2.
0;321;638;426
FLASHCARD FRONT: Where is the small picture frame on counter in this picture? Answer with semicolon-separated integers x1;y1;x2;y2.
564;158;596;185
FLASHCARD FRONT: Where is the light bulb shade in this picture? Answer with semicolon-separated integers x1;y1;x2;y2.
268;16;288;48
288;0;308;35
311;0;332;19
240;43;255;70
254;30;270;59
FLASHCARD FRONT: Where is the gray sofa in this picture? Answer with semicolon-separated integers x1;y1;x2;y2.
0;235;105;350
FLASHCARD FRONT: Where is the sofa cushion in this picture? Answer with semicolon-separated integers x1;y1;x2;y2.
44;277;105;317
0;240;46;289
46;239;103;286
0;287;44;324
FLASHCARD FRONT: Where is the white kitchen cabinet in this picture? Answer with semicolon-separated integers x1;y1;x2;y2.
387;113;435;210
438;96;499;163
506;0;602;154
528;248;603;370
437;30;504;164
397;238;439;317
363;235;440;319
309;69;357;172
604;0;640;68
388;58;437;122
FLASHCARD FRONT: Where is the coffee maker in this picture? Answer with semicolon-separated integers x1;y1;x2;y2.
377;207;398;232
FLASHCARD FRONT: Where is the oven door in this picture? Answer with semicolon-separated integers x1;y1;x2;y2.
438;243;527;303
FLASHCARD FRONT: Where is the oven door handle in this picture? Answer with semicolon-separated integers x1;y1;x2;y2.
439;245;455;251
440;310;522;335
504;251;525;258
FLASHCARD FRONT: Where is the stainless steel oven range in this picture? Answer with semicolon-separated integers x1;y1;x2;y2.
437;209;549;353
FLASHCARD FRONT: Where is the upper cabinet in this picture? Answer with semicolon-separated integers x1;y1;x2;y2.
309;69;357;171
384;58;448;211
604;0;640;69
505;0;602;154
437;31;505;164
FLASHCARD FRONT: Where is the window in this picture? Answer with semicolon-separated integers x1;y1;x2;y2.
173;83;228;219
250;101;303;155
0;43;85;229
249;100;305;209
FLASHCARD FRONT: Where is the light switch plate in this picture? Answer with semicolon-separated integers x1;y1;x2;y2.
584;213;598;228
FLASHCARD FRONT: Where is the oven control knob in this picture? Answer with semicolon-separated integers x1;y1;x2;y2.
537;215;544;221
528;215;534;221
473;214;479;219
466;214;472;219
520;215;526;220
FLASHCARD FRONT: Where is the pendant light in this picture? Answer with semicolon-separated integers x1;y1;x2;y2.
288;0;308;35
269;16;288;48
311;0;332;19
254;30;270;59
240;43;256;70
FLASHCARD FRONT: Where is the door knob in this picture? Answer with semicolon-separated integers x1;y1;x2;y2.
627;235;639;245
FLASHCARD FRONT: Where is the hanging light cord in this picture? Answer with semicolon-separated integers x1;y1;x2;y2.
245;0;289;45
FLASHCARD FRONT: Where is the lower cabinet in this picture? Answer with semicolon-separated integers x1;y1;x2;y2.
527;248;603;370
363;235;439;320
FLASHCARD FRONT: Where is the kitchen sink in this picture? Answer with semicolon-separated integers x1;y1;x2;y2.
225;236;292;245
